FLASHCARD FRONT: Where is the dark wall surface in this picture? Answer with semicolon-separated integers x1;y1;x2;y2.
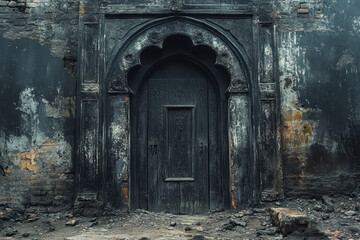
0;37;76;211
0;0;79;212
275;0;360;197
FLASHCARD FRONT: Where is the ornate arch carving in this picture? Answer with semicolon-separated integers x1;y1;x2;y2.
106;17;251;94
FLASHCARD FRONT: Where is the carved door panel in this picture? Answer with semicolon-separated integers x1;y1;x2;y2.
146;59;213;214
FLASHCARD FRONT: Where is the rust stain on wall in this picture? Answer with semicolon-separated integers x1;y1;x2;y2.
280;99;316;185
281;109;313;151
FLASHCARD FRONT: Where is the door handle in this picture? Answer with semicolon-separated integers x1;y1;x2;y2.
199;142;207;159
149;144;158;155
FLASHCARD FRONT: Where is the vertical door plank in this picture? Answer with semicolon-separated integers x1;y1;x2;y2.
208;82;223;210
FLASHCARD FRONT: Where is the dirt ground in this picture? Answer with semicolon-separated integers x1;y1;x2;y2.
1;195;360;240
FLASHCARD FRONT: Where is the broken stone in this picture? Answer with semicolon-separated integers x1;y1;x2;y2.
222;223;234;230
192;235;206;240
229;219;247;227
254;208;266;213
244;210;253;215
322;196;333;206
321;214;330;220
90;217;97;222
65;219;79;226
184;226;192;231
88;221;98;227
4;226;17;236
256;227;279;236
273;237;283;240
193;226;203;232
269;208;310;236
42;220;56;232
28;215;39;222
7;1;17;7
233;213;241;218
170;221;176;226
349;225;360;233
275;201;281;206
344;210;357;216
22;233;30;238
297;8;310;14
313;204;322;212
324;205;334;213
237;211;245;217
327;230;346;239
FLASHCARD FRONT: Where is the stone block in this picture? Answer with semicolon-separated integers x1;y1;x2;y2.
7;1;17;8
76;192;97;201
26;3;39;8
297;8;310;14
269;208;310;236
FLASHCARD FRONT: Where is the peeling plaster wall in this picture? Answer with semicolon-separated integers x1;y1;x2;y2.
0;0;79;76
0;37;76;212
0;0;79;212
275;0;360;197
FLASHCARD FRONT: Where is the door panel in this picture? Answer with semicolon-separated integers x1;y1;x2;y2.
140;58;217;214
165;106;194;181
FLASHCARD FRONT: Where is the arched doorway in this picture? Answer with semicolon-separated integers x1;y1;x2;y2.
77;10;280;214
129;36;230;214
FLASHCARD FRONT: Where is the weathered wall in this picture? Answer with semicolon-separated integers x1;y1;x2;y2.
0;0;78;213
0;0;359;214
275;0;360;197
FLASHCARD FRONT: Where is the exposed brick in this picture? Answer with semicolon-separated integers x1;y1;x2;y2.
297;8;310;14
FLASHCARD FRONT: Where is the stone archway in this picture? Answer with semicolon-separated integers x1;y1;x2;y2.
104;17;254;210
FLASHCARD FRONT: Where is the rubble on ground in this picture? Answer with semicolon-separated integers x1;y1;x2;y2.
0;194;359;239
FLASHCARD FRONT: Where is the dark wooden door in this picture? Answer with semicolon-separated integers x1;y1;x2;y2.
135;58;220;214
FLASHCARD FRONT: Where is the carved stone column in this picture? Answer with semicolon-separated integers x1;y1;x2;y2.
76;4;101;202
258;15;282;201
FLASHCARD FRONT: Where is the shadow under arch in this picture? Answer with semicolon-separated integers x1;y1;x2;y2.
128;34;230;96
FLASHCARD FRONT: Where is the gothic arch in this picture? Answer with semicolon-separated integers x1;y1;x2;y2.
105;16;252;95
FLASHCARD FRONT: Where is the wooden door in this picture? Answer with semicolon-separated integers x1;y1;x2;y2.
135;58;220;214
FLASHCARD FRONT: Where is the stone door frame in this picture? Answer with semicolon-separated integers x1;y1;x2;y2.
76;1;282;209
